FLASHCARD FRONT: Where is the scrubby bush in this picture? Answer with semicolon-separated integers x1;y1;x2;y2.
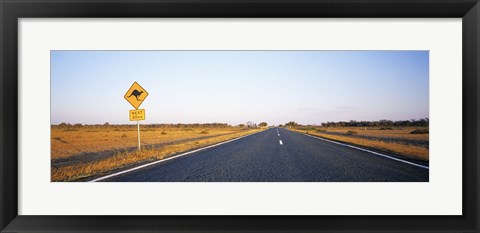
161;131;167;135
316;129;327;133
379;127;393;130
62;128;78;131
53;137;68;144
410;128;429;134
347;130;358;135
200;130;209;134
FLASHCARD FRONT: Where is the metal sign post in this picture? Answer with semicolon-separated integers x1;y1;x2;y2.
129;109;146;150
137;120;141;150
124;82;148;151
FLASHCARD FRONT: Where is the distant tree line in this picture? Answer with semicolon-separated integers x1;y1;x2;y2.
52;121;273;129
238;121;264;128
320;118;429;128
285;121;299;128
281;118;429;128
52;122;233;129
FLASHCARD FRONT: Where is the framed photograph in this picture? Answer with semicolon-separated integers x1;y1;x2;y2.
1;0;479;232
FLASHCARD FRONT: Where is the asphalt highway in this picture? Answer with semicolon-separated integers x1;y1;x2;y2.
104;128;428;182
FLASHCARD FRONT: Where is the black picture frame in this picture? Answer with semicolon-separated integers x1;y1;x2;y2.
1;0;479;232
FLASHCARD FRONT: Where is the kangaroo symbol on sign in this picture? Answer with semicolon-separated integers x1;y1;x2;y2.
128;89;144;101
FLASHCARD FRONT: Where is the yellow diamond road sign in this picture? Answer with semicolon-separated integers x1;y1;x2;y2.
124;82;148;109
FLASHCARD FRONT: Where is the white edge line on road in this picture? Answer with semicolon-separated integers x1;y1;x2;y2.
90;129;267;182
279;140;283;145
302;133;429;170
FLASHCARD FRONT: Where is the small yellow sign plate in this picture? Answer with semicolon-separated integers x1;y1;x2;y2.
129;109;145;121
124;82;148;109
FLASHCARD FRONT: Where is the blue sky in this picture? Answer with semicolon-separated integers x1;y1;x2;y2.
51;51;429;126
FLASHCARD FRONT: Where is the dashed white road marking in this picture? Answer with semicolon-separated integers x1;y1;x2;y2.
302;133;429;170
279;140;283;145
278;133;280;136
90;129;266;182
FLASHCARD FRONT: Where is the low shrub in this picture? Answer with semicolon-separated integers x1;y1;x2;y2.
62;128;78;131
411;128;429;134
316;129;327;133
200;130;209;134
298;127;316;131
161;131;167;135
346;130;358;135
53;137;67;143
379;127;393;130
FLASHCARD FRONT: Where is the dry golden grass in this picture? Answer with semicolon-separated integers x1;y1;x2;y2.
51;127;248;159
317;127;429;141
51;127;261;181
292;127;428;161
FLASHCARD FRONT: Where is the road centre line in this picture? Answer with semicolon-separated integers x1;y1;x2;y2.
301;133;429;170
90;129;268;182
279;140;283;145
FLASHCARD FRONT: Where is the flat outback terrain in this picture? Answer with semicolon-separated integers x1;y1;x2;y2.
292;126;429;161
51;122;429;182
51;125;261;181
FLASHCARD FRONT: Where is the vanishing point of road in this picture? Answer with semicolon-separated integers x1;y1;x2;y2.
100;128;428;182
